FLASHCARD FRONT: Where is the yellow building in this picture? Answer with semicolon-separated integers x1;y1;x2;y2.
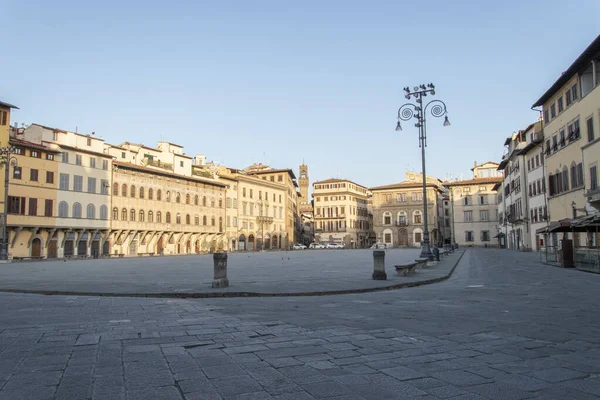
532;34;600;247
0;101;19;236
6;136;60;258
371;172;444;247
313;178;371;248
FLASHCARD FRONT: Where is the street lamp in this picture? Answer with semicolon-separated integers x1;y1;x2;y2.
396;83;450;260
570;201;588;219
0;146;18;261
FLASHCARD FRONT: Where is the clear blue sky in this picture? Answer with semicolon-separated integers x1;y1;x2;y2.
3;0;599;188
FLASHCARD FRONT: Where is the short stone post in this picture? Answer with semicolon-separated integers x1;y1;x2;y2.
432;246;440;262
372;250;387;280
212;252;229;288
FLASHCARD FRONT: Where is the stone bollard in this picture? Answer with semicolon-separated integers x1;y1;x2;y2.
432;246;440;261
372;250;387;280
212;252;229;288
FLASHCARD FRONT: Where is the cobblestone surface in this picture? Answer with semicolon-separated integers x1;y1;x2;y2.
0;248;599;399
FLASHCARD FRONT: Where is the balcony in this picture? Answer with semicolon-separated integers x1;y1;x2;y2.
395;221;408;227
315;228;347;233
587;186;600;205
256;216;274;224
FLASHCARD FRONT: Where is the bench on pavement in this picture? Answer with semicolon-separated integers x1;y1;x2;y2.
13;256;44;261
395;262;418;276
103;254;125;258
137;252;155;257
415;258;429;269
65;255;90;260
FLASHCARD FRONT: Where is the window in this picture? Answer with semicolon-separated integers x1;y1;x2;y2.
176;213;181;224
148;211;153;222
465;231;474;242
195;215;199;225
87;137;92;146
464;211;473;222
139;210;144;222
413;211;422;224
102;160;108;170
481;231;490;242
243;188;246;197
588;116;595;142
45;199;53;217
185;193;190;204
550;103;556;119
211;216;216;226
130;209;136;221
75;154;82;165
130;185;136;198
121;152;126;159
566;90;572;106
0;110;6;125
101;180;109;195
562;167;569;191
166;212;171;223
87;177;96;193
157;190;162;201
219;199;223;208
233;217;238;227
203;215;207;225
176;192;181;203
149;188;153;200
90;158;96;168
28;198;37;216
180;161;184;167
417;193;423;201
464;196;471;206
156;211;162;223
479;196;485;205
186;214;190;225
557;96;563;113
14;148;23;155
122;184;127;197
113;207;119;220
13;166;21;180
572;83;578;101
383;212;391;225
74;175;83;192
194;195;199;205
544;109;549;123
72;203;82;218
122;208;127;220
100;205;107;220
559;129;566;147
590;165;598;191
480;210;488;221
202;196;207;206
139;187;144;199
87;204;95;219
30;169;38;181
250;189;253;198
59;201;68;217
30;150;41;158
46;171;54;184
62;152;69;163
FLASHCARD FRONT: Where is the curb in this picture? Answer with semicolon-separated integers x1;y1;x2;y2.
0;250;466;299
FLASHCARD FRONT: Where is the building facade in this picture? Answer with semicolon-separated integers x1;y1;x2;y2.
0;101;19;242
446;164;502;247
313;178;371;248
532;35;600;248
371;172;443;248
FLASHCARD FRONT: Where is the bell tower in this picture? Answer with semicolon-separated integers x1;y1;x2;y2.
298;162;312;215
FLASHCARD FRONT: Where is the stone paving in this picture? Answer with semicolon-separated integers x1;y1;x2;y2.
0;248;460;295
0;248;599;399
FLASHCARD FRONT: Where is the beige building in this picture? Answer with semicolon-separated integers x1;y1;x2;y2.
6;135;60;258
445;162;503;247
532;34;600;248
22;124;113;257
371;172;444;248
0;101;19;246
313;178;371;248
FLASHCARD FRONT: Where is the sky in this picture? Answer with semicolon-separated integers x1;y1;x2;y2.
2;0;599;189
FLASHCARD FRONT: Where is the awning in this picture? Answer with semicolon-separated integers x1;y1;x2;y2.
536;213;600;234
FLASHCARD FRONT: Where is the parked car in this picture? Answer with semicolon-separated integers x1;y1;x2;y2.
326;243;344;249
292;243;307;250
370;243;390;249
309;243;325;249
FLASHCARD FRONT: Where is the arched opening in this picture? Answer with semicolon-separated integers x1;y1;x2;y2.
398;228;408;247
78;233;88;256
272;235;278;249
186;240;191;253
238;234;246;251
264;235;271;250
248;234;255;251
31;238;42;257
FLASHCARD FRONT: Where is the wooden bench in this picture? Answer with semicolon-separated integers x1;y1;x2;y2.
137;252;155;257
395;262;418;276
13;256;44;261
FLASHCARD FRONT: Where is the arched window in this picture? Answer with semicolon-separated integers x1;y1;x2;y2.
176;213;181;224
211;198;215;208
122;208;127;220
113;183;119;196
413;210;422;224
100;205;108;220
73;203;82;218
219;216;223;231
130;185;136;198
194;215;199;225
122;184;127;197
112;207;118;220
139;210;144;222
202;196;207;206
186;214;190;225
219;199;223;208
194;195;199;205
562;167;569;192
148;211;153;222
185;194;190;204
203;215;207;225
87;203;95;219
166;191;171;202
148;188;153;200
397;211;407;226
156;211;162;223
383;211;392;225
139;187;145;199
130;209;136;221
211;216;215;226
166;212;171;223
58;201;68;217
176;192;181;203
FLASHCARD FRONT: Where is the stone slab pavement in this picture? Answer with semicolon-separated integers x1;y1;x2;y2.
0;248;463;296
0;248;599;399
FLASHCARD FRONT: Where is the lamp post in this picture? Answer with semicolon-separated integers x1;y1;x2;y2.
571;201;588;219
0;146;18;261
396;83;450;260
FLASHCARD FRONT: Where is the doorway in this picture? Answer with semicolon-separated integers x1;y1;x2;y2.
398;229;408;247
31;238;42;257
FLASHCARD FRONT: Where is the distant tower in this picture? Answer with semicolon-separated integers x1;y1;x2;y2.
298;162;312;216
